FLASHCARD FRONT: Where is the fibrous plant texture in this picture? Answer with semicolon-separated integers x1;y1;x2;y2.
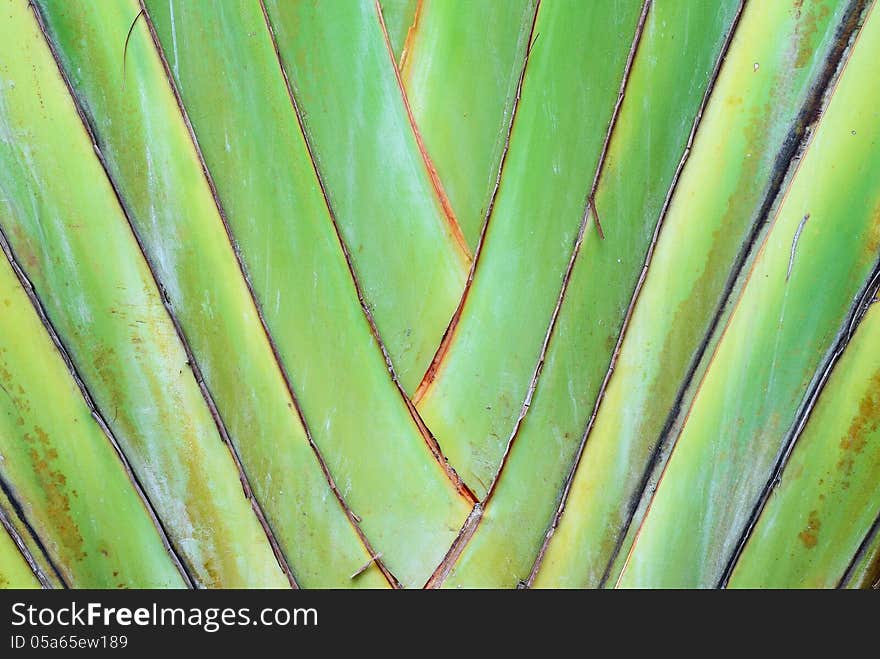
0;0;878;589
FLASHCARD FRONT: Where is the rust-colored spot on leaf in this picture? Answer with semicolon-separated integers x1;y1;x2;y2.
798;509;821;548
837;369;880;478
792;2;831;69
866;199;880;257
836;455;854;476
24;425;85;562
9;225;41;273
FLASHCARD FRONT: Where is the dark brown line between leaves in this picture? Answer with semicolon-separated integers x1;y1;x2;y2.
423;503;483;589
419;1;648;587
719;0;875;588
141;1;405;589
839;507;880;588
586;0;654;241
411;0;542;405
527;0;747;588
0;478;64;588
721;264;880;587
591;0;869;591
485;0;652;507
612;0;863;586
0;176;193;588
417;0;651;586
259;0;476;508
375;0;472;265
31;1;281;589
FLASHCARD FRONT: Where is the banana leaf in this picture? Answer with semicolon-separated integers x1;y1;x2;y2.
401;0;537;247
535;0;860;588
617;1;880;587
729;296;880;587
3;0;285;587
262;0;470;391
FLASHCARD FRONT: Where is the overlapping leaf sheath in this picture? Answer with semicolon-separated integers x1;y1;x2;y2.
0;521;39;589
34;0;390;589
842;518;880;588
401;0;537;247
413;0;647;498
0;0;875;591
0;486;61;589
0;250;184;588
729;299;880;587
262;0;470;392
143;0;471;587
535;0;855;588
380;0;420;63
438;0;741;587
2;0;284;587
617;2;880;587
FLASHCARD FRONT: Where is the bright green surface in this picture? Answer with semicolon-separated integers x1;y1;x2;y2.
0;207;183;588
146;0;469;588
536;0;847;588
617;5;880;587
402;0;537;247
442;0;740;586
5;0;284;588
0;522;39;589
263;0;469;393
416;0;646;498
381;0;419;63
43;0;382;589
0;0;873;591
729;303;880;587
